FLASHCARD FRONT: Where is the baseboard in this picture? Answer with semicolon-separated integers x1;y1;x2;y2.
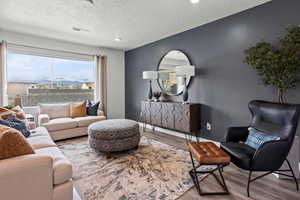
139;122;220;146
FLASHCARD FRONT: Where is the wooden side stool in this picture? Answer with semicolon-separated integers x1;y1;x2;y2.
188;142;231;195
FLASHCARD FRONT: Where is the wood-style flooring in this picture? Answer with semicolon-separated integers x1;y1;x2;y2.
143;130;300;200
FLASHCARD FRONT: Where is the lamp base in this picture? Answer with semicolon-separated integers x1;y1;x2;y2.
148;80;153;100
182;80;189;103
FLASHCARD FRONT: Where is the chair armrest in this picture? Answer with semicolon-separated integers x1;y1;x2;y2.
0;154;53;200
38;114;50;126
225;126;249;142
252;140;289;171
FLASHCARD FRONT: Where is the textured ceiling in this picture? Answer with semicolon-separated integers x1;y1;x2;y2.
0;0;270;50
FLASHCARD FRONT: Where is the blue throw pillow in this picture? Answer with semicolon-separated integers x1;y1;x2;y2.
0;116;31;137
245;127;280;150
87;101;100;116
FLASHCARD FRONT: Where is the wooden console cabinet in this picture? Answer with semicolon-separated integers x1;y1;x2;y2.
141;101;201;134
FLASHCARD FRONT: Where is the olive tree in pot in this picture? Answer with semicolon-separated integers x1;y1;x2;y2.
245;25;300;103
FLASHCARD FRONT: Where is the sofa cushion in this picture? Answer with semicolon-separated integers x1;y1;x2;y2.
30;126;51;137
0;125;35;160
74;116;106;127
35;147;72;185
27;135;56;150
39;103;70;119
43;118;77;132
70;101;87;118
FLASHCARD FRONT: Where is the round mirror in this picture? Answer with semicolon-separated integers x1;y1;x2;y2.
158;50;191;96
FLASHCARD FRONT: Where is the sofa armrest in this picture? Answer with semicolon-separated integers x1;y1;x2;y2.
38;114;50;126
0;154;53;200
97;109;105;117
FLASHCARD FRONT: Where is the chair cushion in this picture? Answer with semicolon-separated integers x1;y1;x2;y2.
27;135;56;150
43;118;77;132
220;142;256;170
0;125;35;160
39;103;70;119
74;116;106;127
245;127;280;150
35;147;72;185
70;101;87;118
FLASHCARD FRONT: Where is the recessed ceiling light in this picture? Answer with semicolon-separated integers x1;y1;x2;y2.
114;37;122;42
190;0;199;4
72;27;89;32
83;0;94;5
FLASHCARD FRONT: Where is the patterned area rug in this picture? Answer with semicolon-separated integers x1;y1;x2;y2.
58;137;213;200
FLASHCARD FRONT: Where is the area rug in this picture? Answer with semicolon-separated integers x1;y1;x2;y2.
58;137;214;200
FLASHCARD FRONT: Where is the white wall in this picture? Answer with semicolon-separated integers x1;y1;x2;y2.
0;29;125;119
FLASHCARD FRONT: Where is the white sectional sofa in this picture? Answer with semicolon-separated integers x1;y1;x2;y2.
0;126;73;200
38;103;106;141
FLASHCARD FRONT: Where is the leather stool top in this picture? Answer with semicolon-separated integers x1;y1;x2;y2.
188;142;230;164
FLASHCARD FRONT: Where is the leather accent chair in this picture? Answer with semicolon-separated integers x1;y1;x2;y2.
221;100;300;197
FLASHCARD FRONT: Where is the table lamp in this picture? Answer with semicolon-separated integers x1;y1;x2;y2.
143;71;158;100
175;65;195;103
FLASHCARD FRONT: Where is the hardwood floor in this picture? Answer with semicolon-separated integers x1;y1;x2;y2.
143;130;300;200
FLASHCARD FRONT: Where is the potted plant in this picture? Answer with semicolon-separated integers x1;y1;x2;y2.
245;25;300;103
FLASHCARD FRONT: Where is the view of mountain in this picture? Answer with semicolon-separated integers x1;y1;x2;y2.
7;52;95;83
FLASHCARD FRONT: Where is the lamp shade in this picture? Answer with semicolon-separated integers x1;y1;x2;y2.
177;76;186;85
143;71;158;80
158;71;170;81
175;65;195;77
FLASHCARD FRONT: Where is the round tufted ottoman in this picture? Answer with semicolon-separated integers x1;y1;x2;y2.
88;119;140;158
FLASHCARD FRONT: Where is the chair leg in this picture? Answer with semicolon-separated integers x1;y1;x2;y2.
247;171;252;197
189;152;201;194
286;159;299;191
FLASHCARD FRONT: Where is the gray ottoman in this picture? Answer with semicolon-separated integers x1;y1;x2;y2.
88;119;140;158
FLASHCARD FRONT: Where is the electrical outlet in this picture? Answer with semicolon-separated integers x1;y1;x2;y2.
206;122;212;131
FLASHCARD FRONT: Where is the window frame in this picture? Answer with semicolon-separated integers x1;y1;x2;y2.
6;44;98;106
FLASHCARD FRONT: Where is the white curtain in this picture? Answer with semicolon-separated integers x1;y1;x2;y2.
0;41;7;106
95;55;108;116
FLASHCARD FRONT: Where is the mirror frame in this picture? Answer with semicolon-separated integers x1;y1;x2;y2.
157;50;192;96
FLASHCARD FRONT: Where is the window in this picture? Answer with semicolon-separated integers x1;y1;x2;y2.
7;52;95;106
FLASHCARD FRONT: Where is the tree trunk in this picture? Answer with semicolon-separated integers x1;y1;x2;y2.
277;88;284;103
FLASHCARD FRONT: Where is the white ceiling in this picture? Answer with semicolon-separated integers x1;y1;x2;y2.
0;0;270;50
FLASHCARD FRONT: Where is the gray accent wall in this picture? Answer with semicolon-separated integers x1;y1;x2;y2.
125;0;300;142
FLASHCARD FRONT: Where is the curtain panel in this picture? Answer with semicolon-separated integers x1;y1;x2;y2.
0;41;7;106
95;55;108;116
